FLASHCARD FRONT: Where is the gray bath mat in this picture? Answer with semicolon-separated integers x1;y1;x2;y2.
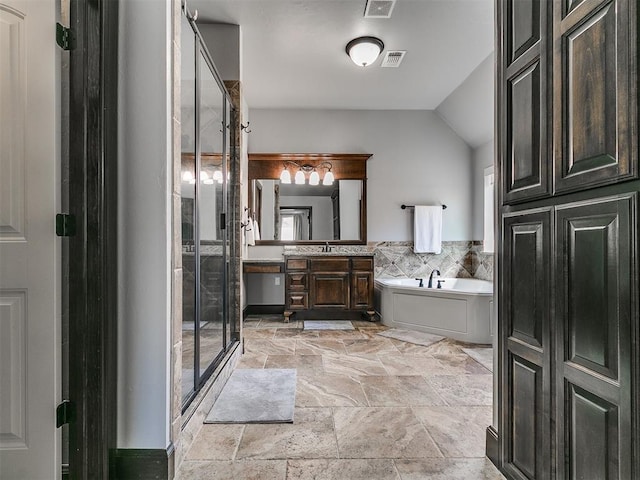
205;369;297;423
462;347;493;372
377;328;444;347
304;320;354;331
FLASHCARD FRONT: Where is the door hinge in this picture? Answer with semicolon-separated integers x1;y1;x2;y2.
220;212;226;229
56;23;73;50
56;214;76;237
56;400;75;428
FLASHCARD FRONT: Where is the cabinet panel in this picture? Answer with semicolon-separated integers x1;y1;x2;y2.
310;273;349;308
287;292;308;310
501;209;551;480
503;211;550;349
504;61;548;203
286;258;308;270
555;194;634;479
567;383;619;480
554;0;636;192
309;257;350;272
508;355;543;479
351;271;373;309
508;0;540;62
351;257;373;271
286;272;308;291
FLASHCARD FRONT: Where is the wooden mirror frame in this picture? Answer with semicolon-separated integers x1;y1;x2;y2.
248;153;371;245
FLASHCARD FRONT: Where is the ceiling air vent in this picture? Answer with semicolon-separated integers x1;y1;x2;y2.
364;0;396;18
381;50;406;68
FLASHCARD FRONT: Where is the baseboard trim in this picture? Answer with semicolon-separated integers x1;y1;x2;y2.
243;304;285;317
109;444;174;480
486;425;500;468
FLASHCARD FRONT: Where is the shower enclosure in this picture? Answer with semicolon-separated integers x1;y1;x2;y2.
180;10;239;409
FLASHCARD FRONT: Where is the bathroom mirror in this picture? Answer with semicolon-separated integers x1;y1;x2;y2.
248;153;370;245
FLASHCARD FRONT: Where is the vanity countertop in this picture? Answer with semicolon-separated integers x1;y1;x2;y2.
243;258;284;262
282;251;374;257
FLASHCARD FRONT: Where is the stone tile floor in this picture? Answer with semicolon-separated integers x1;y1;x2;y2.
177;316;506;480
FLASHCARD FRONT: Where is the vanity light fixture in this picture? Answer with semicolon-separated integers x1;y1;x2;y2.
345;36;384;67
279;161;334;185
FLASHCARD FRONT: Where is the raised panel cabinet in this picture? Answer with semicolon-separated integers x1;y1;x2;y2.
553;0;637;192
351;271;373;309
284;255;375;321
554;194;634;479
496;0;639;478
310;273;350;308
502;209;551;479
501;0;550;204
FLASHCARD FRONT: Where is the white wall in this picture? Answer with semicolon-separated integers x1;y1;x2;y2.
472;139;494;240
118;0;171;449
248;109;473;241
436;52;494;148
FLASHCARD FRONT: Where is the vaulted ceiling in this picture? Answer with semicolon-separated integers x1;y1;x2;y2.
189;0;494;113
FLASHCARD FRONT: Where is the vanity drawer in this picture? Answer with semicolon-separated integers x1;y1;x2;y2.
351;257;373;271
286;258;308;270
287;292;308;310
243;262;283;273
286;272;308;291
309;257;349;272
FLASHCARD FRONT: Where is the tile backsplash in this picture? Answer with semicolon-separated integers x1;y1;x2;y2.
283;241;494;281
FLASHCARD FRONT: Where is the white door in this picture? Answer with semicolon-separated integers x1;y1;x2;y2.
0;0;60;478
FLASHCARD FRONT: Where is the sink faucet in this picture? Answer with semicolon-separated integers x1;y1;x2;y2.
415;278;424;288
322;242;332;253
427;269;441;288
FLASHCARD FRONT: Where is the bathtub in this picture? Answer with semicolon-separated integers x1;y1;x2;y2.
374;277;494;344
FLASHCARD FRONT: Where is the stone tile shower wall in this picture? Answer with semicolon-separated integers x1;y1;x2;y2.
287;241;493;281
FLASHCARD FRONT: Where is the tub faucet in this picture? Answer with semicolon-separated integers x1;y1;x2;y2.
427;269;441;288
415;278;424;288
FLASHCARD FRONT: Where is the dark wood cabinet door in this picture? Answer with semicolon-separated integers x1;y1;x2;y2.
502;0;550;203
310;273;350;309
554;194;634;479
497;0;639;478
502;209;551;479
553;0;637;193
351;271;373;309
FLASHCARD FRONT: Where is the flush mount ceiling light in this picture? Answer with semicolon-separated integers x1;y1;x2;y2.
345;36;384;67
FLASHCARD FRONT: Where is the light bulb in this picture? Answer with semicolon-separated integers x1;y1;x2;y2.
280;168;291;184
322;170;334;185
200;171;209;182
294;170;305;185
309;171;320;185
213;170;223;184
182;171;194;183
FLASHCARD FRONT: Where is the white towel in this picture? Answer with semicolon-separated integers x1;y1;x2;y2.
252;218;260;241
414;206;442;254
245;219;255;246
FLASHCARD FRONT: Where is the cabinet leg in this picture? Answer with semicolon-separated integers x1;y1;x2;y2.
283;310;293;323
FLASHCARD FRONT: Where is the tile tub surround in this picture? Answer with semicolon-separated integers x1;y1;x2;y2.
176;316;505;480
283;241;494;281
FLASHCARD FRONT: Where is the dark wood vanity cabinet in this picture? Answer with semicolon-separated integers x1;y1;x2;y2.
284;255;375;321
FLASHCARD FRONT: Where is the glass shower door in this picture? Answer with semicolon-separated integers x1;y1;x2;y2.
197;48;226;381
180;13;197;404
